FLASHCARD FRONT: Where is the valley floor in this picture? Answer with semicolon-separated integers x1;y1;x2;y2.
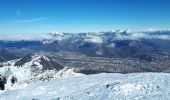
0;73;170;100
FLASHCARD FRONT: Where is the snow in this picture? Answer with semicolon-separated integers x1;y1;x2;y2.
52;32;64;36
0;55;81;90
42;32;69;44
31;54;50;62
106;43;116;48
0;73;170;100
0;65;80;90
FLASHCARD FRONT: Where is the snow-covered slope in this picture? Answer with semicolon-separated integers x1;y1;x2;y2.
0;54;81;90
14;54;63;70
0;73;170;100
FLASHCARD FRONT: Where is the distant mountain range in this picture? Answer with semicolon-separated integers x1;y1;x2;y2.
0;30;170;75
0;30;170;59
0;49;17;62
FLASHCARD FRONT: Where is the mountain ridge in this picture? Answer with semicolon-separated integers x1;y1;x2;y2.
0;54;81;90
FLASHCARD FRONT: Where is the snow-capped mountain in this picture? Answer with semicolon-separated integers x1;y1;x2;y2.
38;30;170;58
0;54;81;90
1;30;170;59
0;73;170;100
14;54;63;70
1;30;170;74
41;31;109;44
42;30;170;44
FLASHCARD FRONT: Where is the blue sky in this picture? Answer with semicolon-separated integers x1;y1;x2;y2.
0;0;170;34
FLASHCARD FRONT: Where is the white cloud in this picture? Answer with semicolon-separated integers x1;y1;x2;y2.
147;27;158;32
114;30;170;40
1;29;170;41
13;17;48;23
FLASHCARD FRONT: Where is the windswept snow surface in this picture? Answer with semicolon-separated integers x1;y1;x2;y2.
0;73;170;100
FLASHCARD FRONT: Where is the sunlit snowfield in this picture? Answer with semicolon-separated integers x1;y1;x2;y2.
0;73;170;100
